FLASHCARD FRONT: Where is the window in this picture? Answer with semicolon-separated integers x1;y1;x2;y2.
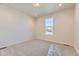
45;16;53;35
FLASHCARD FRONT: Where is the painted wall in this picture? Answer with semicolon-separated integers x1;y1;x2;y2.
36;7;74;46
74;4;79;54
0;5;35;47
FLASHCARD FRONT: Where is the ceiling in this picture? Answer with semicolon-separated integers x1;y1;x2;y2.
1;3;75;18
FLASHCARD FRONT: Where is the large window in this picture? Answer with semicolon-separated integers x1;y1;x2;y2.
45;16;53;35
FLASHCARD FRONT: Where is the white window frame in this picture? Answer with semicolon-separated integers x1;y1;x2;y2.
45;16;53;35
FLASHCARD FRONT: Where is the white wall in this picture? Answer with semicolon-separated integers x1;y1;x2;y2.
0;5;35;48
36;7;74;46
74;4;79;54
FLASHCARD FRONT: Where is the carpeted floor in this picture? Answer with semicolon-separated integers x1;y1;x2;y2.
0;39;78;56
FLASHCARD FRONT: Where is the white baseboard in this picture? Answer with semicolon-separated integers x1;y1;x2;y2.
37;38;73;47
0;38;34;48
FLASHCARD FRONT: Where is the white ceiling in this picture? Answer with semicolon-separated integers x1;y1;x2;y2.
1;3;75;18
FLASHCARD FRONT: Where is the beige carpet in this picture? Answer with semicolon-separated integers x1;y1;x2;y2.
0;39;78;56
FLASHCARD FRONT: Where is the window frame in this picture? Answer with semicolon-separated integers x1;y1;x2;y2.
44;16;54;35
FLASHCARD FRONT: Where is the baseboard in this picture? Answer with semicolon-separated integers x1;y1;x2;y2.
0;47;7;50
0;38;34;48
38;38;73;47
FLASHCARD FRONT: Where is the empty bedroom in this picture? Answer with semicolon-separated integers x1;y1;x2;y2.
0;3;79;56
